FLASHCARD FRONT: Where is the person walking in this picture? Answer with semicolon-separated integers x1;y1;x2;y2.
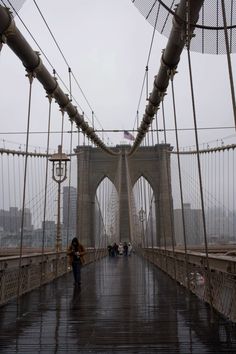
68;237;86;287
123;242;128;256
128;242;133;256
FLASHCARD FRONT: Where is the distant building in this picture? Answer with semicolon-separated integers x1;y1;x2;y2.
63;186;77;233
0;207;33;233
174;203;203;246
205;208;235;243
33;220;56;248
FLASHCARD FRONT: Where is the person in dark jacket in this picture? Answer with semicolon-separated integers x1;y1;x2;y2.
68;237;86;286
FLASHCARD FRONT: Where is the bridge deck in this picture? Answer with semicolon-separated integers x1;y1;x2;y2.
0;255;236;353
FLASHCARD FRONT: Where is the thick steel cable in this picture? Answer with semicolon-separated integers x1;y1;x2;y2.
17;73;34;305
129;0;204;156
33;0;100;129
221;0;236;129
26;0;105;132
161;100;167;145
32;157;37;231
158;101;170;271
7;155;11;219
186;47;214;319
227;150;230;239
233;151;235;239
214;152;217;238
40;95;52;284
155;113;160;144
186;1;213;312
60;110;65;148
1;154;5;231
161;95;176;280
151;122;154;146
222;150;225;236
218;152;221;233
13;155;17;235
207;152;210;235
170;74;188;288
133;3;160;130
78;147;85;245
0;6;118;156
66;121;73;253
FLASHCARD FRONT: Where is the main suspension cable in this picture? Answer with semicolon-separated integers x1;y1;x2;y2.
132;2;160;130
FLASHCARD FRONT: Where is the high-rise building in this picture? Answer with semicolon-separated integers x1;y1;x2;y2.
174;203;203;246
63;186;77;232
0;207;33;233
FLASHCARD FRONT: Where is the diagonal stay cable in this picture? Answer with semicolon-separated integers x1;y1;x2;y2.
32;0;108;138
5;0;103;136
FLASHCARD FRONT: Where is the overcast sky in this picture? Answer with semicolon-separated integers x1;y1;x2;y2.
0;0;235;154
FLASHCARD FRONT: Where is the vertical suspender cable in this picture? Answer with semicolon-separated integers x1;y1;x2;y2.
60;110;65;148
7;155;11;214
66;66;74;251
227;149;230;238
13;155;17;235
170;75;188;286
186;48;213;320
186;0;213;317
155;113;159;144
159;98;169;271
40;95;52;284
1;154;5;231
161;100;167;144
151;122;154;146
222;150;225;236
221;0;236;129
66;120;73;248
209;151;212;234
214;152;217;237
233;149;235;239
161;95;176;280
218;151;221;233
146;66;149;101
17;72;34;302
92;111;94;147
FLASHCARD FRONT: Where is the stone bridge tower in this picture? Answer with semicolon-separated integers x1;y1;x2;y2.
74;144;174;248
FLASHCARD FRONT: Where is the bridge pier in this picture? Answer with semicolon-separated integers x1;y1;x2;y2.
75;144;174;248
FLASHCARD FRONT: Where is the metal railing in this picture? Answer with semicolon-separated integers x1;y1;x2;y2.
141;247;236;323
0;248;107;306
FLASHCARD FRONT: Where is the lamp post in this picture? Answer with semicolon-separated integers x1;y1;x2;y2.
49;145;70;252
139;207;146;248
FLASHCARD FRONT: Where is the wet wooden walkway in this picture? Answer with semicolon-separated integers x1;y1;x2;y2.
0;254;236;353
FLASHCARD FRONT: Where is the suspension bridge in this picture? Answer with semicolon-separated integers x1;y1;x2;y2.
0;0;236;352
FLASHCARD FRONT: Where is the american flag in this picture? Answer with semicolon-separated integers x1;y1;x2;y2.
124;130;135;141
